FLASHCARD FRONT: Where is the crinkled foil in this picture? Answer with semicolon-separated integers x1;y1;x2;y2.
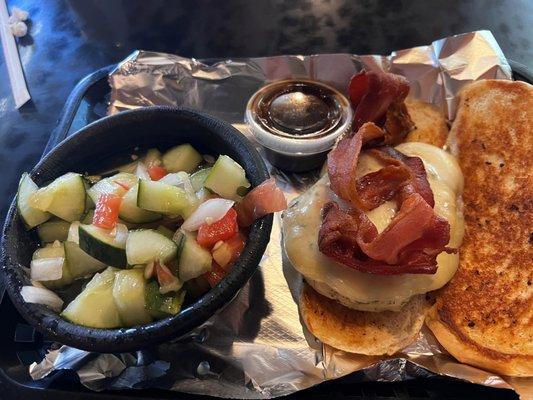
30;31;531;399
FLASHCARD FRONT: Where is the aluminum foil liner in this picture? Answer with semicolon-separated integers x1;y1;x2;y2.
30;31;531;399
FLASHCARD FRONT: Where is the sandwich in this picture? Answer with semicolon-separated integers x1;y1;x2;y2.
426;80;533;377
283;70;464;355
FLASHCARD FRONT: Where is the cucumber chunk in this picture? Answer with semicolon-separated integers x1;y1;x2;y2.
190;168;212;191
85;192;95;210
204;155;250;201
81;209;95;224
87;173;137;204
64;241;106;279
32;242;74;289
126;229;177;265
156;225;174;239
159;172;199;218
145;280;186;319
30;173;86;222
162;144;202;173
78;224;127;267
144;148;162;167
62;267;122;328
174;231;212;282
17;173;51;229
137;179;191;216
113;269;152;326
37;219;70;244
119;184;162;224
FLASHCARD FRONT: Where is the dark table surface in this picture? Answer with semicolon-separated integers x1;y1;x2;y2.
0;0;531;399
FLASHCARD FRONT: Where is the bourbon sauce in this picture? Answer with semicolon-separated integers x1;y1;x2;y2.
246;80;352;172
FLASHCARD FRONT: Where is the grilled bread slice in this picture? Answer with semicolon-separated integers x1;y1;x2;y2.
300;283;428;355
405;98;449;148
426;80;533;377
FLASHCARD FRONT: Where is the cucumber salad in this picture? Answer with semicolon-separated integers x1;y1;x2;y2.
17;144;287;329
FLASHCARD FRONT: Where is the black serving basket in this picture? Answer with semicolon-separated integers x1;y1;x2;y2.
0;61;530;400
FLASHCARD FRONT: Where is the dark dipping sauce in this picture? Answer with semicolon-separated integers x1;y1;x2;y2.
256;82;344;139
246;80;351;172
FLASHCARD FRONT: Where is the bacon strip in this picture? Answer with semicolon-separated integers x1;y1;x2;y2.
357;194;449;265
327;123;432;211
355;165;411;210
382;102;415;145
348;70;413;145
321;122;451;275
349;70;410;127
327;123;363;206
319;200;449;274
369;147;435;207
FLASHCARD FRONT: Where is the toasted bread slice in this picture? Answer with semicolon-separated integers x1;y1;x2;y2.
426;80;533;377
300;283;428;355
405;98;449;148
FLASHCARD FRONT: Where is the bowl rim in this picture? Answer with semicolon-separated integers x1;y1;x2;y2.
1;106;273;352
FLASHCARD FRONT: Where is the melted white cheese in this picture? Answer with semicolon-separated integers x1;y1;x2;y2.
282;142;464;312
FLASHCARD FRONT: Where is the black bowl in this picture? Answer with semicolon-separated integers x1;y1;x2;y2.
1;106;273;353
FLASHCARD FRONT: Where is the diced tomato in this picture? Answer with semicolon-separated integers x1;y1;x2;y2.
197;208;238;248
225;232;246;262
113;179;132;191
93;193;122;229
148;166;168;181
235;178;287;227
203;262;227;288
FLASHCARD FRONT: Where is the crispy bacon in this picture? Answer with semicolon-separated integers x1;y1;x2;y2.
369;147;434;207
382;102;414;145
319;71;449;275
348;70;413;145
356;194;449;265
355;165;411;210
327;123;363;206
349;70;410;127
359;121;385;145
327;123;431;211
321;121;450;275
318;200;449;275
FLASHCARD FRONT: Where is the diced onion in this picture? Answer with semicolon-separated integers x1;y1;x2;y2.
181;198;234;231
159;172;187;186
160;172;198;211
196;187;214;203
21;286;64;312
111;223;129;247
68;221;80;244
144;261;155;280
135;162;150;180
31;280;46;289
30;257;64;281
212;242;232;268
